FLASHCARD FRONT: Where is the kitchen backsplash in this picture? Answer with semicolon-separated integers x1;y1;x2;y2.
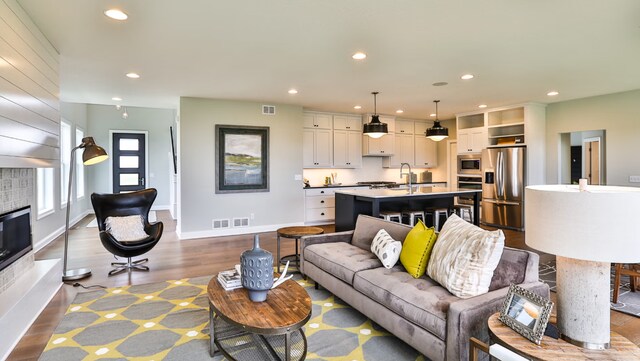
303;157;437;187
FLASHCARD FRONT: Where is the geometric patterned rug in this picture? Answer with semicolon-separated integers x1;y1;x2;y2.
539;260;640;317
39;275;426;361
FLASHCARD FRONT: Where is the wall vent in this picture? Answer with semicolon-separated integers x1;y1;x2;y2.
233;217;250;227
212;219;230;229
262;105;276;115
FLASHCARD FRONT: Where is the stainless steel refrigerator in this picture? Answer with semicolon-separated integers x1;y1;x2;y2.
481;147;526;230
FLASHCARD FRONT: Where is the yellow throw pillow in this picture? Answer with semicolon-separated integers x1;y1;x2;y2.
399;220;438;278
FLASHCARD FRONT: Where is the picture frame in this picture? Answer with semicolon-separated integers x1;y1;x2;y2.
215;125;269;194
498;284;553;345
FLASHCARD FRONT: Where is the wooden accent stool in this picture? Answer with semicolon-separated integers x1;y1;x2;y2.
207;275;312;360
613;263;640;303
276;226;323;273
487;313;640;361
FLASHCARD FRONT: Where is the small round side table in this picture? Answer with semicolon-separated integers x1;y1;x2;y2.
276;226;323;273
487;313;640;361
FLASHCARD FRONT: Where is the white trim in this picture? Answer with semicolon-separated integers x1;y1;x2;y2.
446;139;457;188
151;204;171;211
583;136;603;184
33;210;91;252
108;130;149;193
177;222;305;240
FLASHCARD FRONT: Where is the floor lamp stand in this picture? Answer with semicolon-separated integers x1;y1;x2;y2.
62;144;91;282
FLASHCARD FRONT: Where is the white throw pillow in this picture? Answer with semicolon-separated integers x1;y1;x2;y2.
426;214;505;298
105;215;148;243
371;229;402;269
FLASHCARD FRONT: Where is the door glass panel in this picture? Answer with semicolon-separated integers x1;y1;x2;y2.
119;173;139;186
119;156;139;168
119;138;139;151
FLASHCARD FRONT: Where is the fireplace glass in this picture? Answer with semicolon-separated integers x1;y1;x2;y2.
0;205;32;273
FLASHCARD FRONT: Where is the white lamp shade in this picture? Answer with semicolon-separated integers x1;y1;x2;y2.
525;185;640;263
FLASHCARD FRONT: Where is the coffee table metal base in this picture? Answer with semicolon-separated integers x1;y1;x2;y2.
209;307;307;361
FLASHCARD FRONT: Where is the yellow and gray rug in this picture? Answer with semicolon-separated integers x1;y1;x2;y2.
40;276;426;361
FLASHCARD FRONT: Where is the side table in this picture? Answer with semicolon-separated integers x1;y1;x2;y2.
486;312;640;361
276;226;323;273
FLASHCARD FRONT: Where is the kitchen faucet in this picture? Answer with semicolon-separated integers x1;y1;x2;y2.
400;163;412;194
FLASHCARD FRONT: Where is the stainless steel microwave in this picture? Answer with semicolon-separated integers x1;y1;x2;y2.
457;154;482;175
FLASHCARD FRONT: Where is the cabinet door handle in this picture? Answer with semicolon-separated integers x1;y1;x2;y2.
321;212;325;216
320;200;325;203
346;126;350;129
320;191;325;194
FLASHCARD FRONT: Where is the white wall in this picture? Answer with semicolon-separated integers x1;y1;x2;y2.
179;97;304;238
546;89;640;186
87;105;175;208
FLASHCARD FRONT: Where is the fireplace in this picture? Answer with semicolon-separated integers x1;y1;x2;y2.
0;206;32;273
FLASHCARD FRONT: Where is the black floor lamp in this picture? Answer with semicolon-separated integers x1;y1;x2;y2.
62;136;108;282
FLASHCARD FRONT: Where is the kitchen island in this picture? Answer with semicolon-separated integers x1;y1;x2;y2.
335;186;481;231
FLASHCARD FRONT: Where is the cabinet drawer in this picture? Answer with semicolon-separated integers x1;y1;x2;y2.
305;207;335;222
306;195;335;209
305;188;335;196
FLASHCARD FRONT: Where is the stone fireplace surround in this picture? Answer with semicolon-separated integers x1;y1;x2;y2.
0;168;62;360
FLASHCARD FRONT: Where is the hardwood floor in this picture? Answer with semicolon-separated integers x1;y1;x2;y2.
7;212;640;360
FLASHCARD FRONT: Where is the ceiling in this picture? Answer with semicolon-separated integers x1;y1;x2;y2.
17;0;640;120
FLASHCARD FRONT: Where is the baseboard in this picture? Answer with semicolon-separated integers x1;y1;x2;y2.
33;210;91;252
177;221;305;240
151;205;170;211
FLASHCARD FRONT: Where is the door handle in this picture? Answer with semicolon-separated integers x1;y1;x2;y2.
140;177;145;186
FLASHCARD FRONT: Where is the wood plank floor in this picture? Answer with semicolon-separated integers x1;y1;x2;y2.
7;212;640;360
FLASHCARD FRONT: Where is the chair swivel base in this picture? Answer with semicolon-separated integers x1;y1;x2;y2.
109;257;149;276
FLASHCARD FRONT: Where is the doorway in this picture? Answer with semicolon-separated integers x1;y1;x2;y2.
584;137;602;185
111;131;148;193
558;130;605;185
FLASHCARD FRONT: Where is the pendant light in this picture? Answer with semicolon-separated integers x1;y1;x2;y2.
363;91;388;138
426;100;448;141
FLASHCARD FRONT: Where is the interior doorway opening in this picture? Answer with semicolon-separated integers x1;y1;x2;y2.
559;130;606;185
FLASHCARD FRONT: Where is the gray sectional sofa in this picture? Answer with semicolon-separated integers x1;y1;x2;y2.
300;215;548;361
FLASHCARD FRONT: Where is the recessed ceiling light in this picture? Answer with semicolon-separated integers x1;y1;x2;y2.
430;113;437;117
396;109;404;114
126;72;140;79
461;74;474;80
478;104;487;108
432;82;448;87
352;52;367;60
104;9;128;21
353;105;362;110
112;97;122;101
547;91;559;96
288;89;298;94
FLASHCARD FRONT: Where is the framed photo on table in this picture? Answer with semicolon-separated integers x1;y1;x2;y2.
215;125;269;194
498;284;553;345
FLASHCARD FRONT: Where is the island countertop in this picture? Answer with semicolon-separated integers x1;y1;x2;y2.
334;186;480;199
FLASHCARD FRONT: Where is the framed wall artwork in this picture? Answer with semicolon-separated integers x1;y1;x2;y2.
215;125;269;194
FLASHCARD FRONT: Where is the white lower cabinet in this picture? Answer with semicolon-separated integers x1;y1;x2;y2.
304;186;367;224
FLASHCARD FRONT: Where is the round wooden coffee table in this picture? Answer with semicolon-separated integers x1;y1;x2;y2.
488;313;640;360
276;226;324;273
207;275;312;361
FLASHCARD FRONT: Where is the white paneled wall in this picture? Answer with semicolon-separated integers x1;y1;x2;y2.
0;0;60;168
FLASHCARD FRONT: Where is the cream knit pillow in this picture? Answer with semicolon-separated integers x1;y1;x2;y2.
426;214;504;298
105;215;148;243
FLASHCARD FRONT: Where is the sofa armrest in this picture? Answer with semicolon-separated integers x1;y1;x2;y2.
446;281;549;361
300;230;354;275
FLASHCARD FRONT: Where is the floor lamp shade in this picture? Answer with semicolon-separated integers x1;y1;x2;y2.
62;136;109;282
525;185;640;349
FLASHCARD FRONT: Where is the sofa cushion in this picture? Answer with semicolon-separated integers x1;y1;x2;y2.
399;220;438;278
353;265;460;340
105;215;147;243
304;242;382;285
427;214;505;299
488;247;530;291
371;229;402;269
352;215;413;251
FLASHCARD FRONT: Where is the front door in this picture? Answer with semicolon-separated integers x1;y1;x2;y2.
112;132;146;193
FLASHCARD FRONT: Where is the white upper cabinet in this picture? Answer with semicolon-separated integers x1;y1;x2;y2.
304;112;332;129
362;133;395;156
414;136;438;168
456;112;487;154
395;119;414;134
333;115;361;131
333;130;362;168
383;133;414;167
414;121;428;136
303;128;333;167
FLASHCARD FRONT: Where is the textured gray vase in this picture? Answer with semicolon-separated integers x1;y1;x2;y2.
240;234;274;302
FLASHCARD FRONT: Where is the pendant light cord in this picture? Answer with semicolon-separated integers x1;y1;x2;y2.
372;91;379;115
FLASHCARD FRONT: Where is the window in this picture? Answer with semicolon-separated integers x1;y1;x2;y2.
60;120;71;207
76;127;85;199
37;168;54;218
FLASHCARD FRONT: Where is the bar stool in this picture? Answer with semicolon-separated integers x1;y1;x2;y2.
425;208;450;232
453;204;473;222
379;211;402;223
401;210;425;226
